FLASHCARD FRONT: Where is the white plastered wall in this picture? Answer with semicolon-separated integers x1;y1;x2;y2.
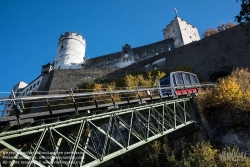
54;32;86;69
162;17;200;48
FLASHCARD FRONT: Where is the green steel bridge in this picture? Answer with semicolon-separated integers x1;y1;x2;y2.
0;85;207;167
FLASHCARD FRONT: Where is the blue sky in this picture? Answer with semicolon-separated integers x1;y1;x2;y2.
0;0;240;101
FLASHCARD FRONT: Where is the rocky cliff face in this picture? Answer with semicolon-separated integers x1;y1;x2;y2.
171;102;250;153
203;109;250;152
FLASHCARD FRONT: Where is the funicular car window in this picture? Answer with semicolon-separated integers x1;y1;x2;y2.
160;75;170;87
159;75;171;96
173;75;177;85
182;73;191;85
174;73;184;85
189;74;199;84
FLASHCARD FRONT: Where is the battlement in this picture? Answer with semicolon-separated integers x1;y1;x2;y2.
163;17;197;31
58;32;85;45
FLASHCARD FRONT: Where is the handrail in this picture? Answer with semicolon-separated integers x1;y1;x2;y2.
0;83;216;102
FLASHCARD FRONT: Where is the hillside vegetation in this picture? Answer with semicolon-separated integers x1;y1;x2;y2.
77;65;195;92
102;139;250;167
197;68;250;112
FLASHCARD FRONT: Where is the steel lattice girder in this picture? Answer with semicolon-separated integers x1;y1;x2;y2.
0;98;195;167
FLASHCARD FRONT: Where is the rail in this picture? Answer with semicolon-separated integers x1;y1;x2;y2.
0;84;216;166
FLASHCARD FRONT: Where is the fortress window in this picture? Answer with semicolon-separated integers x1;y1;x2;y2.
124;51;128;54
61;45;63;49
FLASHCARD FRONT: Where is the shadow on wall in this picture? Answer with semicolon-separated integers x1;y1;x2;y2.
209;71;231;82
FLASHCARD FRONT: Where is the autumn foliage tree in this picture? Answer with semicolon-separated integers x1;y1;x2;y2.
202;22;235;38
196;68;250;112
202;28;219;38
124;71;166;99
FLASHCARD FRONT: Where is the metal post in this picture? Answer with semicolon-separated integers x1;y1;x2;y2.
162;105;164;133
184;101;186;124
127;111;134;147
27;128;47;167
48;128;64;166
136;87;142;104
68;120;85;167
125;93;130;104
49;137;63;166
109;91;116;107
80;130;91;165
174;103;176;128
94;98;98;108
101;116;114;159
11;90;23;125
146;108;150;141
47;99;52;115
71;88;79;115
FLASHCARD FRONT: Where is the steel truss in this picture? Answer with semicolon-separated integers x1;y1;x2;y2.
0;97;195;167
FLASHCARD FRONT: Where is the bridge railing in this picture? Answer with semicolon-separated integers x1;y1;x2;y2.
0;85;210;166
0;83;214;124
0;97;196;167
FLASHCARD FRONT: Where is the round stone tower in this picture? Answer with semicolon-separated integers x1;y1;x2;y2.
54;32;86;69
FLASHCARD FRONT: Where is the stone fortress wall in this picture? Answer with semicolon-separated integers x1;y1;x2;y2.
48;24;250;92
83;39;174;69
108;24;250;81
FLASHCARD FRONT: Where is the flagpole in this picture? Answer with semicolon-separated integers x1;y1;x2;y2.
173;6;178;17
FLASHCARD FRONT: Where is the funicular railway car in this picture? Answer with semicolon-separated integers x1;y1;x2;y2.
158;71;201;96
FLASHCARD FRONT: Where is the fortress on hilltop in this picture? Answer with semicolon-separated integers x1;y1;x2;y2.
2;16;250;117
52;17;199;70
